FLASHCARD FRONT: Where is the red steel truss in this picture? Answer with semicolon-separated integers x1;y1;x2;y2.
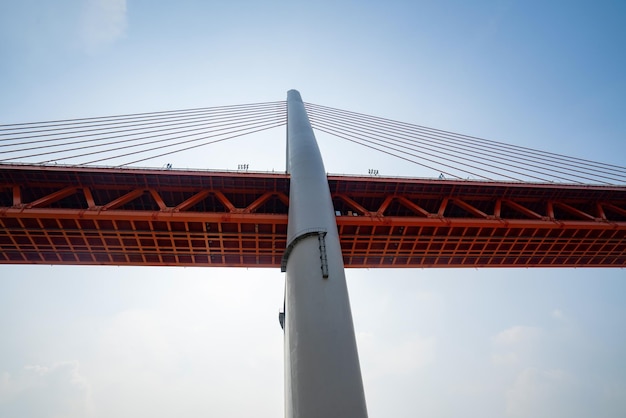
1;164;625;268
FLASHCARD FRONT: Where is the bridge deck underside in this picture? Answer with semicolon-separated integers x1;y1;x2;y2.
1;165;625;268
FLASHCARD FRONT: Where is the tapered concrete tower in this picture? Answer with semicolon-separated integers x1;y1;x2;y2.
282;90;368;418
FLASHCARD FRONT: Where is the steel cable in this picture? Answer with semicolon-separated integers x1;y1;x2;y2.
2;112;283;162
306;102;626;184
307;109;617;184
0;101;286;133
306;102;625;175
313;125;464;179
306;105;622;183
113;122;286;167
3;99;622;185
44;117;285;165
0;104;285;145
1;102;286;166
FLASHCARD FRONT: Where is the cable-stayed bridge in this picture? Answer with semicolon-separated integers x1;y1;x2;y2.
2;91;625;418
1;99;624;268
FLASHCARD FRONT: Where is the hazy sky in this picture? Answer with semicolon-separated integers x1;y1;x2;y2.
1;1;625;417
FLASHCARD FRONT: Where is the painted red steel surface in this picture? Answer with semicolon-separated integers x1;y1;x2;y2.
1;164;625;267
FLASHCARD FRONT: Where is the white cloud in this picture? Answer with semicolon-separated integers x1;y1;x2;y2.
0;372;12;402
360;334;437;377
95;308;178;372
491;325;541;366
505;367;586;418
74;270;285;418
491;351;519;366
390;336;437;372
81;0;127;51
0;362;93;418
493;325;540;346
551;308;565;320
601;381;626;413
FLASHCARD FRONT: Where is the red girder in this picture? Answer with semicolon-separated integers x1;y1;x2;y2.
1;164;625;268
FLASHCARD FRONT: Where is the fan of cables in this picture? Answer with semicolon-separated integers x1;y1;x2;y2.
306;102;626;185
0;101;287;167
2;99;624;185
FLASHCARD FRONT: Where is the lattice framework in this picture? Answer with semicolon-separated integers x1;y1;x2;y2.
1;165;624;267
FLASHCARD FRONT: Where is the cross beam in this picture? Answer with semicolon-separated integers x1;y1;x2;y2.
1;166;625;267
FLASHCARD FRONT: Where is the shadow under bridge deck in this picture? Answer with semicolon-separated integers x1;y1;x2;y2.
1;164;625;268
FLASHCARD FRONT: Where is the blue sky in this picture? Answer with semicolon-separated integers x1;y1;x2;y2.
1;1;625;417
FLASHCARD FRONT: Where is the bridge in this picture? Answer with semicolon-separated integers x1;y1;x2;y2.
1;91;625;418
1;98;625;269
1;164;625;268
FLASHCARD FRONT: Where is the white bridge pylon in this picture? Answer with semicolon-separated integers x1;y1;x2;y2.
282;90;368;417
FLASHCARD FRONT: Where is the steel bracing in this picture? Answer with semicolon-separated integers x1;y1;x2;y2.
1;164;625;267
